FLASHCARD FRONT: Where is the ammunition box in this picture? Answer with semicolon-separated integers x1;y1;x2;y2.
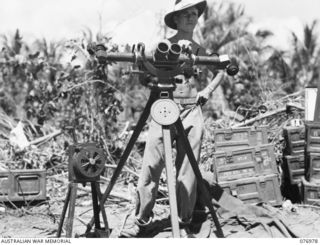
283;155;305;185
283;126;305;155
0;169;46;202
0;174;10;196
301;176;320;205
219;174;282;206
213;144;277;182
306;152;320;184
213;126;268;151
305;121;320;153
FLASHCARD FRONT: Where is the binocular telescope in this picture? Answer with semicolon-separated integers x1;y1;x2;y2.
154;41;183;62
89;42;239;77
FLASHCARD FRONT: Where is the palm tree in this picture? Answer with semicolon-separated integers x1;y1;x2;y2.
289;20;320;90
199;1;278;115
202;2;251;53
0;29;31;116
262;20;320;94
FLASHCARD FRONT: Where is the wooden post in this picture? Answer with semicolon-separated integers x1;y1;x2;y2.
313;82;320;122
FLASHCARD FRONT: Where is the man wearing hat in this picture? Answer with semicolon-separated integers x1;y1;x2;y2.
121;0;227;237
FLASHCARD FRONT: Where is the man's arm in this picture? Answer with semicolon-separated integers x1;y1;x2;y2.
196;46;225;105
197;70;224;105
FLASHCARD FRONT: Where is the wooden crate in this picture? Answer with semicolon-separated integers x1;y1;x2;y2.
283;155;305;185
301;176;320;205
306;152;320;184
283;126;305;155
305;121;320;153
218;174;282;206
213;144;277;182
213;126;268;151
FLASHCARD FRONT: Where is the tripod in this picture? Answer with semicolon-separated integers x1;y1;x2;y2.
56;181;110;237
88;84;223;237
83;42;238;237
57;142;110;238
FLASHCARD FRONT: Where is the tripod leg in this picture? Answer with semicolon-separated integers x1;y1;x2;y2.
57;183;72;237
174;119;224;238
91;182;101;229
65;183;78;238
86;93;157;233
96;183;110;237
162;126;180;238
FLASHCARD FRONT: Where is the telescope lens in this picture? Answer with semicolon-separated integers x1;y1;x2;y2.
154;42;170;61
170;43;181;54
168;43;181;61
158;42;169;53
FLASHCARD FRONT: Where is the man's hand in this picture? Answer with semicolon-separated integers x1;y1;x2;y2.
196;88;211;106
197;71;225;106
177;40;192;54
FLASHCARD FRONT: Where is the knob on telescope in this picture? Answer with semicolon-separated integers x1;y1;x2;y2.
87;43;97;56
226;58;239;76
87;43;107;55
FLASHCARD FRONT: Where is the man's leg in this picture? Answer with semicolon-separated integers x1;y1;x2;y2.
121;120;165;237
175;105;204;224
135;120;166;221
200;171;245;213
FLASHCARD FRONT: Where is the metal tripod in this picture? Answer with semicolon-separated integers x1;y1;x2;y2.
56;181;110;238
56;140;110;238
85;82;224;238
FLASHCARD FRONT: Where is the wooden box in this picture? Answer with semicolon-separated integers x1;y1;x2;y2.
213;144;277;182
0;169;46;202
219;174;282;206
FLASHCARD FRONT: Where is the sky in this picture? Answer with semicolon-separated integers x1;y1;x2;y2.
0;0;320;50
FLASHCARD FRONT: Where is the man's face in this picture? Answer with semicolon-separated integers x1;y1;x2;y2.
174;6;199;32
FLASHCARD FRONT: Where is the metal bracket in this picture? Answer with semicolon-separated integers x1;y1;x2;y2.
231;189;238;197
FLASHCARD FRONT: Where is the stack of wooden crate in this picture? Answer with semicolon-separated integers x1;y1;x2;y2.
212;126;282;206
281;121;320;205
302;121;320;205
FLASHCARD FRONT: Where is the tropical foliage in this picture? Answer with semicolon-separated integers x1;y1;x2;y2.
0;1;319;171
0;30;127;169
199;3;320;118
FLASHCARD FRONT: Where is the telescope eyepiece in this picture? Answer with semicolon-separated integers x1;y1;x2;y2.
168;43;181;61
154;42;170;61
158;42;169;53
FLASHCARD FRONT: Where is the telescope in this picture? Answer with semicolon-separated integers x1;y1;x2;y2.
89;42;239;79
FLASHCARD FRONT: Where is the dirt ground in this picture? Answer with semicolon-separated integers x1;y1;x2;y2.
0;180;170;238
1;179;320;238
0;201;139;238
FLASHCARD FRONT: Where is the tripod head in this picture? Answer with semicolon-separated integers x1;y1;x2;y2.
88;42;239;86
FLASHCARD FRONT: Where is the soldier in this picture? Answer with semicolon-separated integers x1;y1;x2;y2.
121;0;228;237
